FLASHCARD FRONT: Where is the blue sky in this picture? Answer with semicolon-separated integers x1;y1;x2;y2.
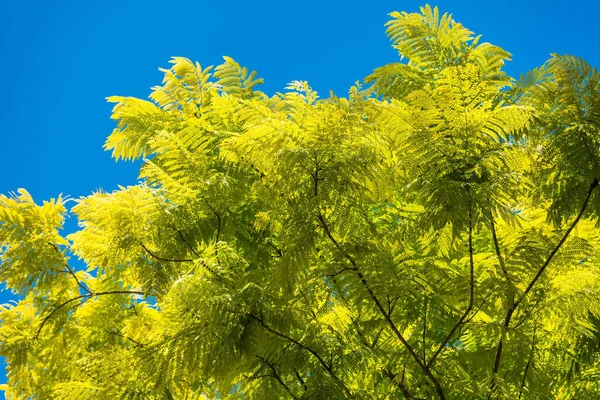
1;0;599;387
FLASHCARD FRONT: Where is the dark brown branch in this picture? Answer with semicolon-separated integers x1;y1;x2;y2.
35;294;87;341
422;295;427;363
385;368;426;400
49;243;91;295
385;369;412;399
239;155;265;179
490;217;511;285
427;211;475;368
141;241;223;282
140;243;194;262
204;200;222;244
202;200;224;273
489;178;598;391
107;330;146;347
371;326;385;349
349;315;372;349
171;228;225;281
171;227;202;258
511;297;544;330
325;267;355;279
248;314;352;397
35;290;144;340
317;213;446;400
518;325;536;400
311;167;323;197
130;304;139;317
297;288;318;320
294;370;307;392
264;237;284;257
255;355;299;400
464;284;498;324
516;179;598;308
353;315;417;398
490;216;514;307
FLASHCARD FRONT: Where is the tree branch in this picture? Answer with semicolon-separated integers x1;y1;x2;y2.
294;370;307;392
202;200;224;272
464;284;498;324
490;216;514;307
489;178;598;392
35;290;144;340
325;267;355;279
510;297;544;330
317;213;446;400
384;367;426;400
140;241;224;282
49;243;92;295
255;355;299;400
427;210;475;368
385;369;411;399
248;313;352;397
422;295;428;363
516;180;598;308
139;243;194;263
204;199;222;244
107;329;146;347
239;155;265;179
170;226;202;258
518;324;537;400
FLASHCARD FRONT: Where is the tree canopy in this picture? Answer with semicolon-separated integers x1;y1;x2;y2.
1;4;600;399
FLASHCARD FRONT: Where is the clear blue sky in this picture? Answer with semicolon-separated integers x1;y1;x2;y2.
1;0;599;386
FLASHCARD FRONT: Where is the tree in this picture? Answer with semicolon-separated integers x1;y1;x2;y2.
1;4;600;399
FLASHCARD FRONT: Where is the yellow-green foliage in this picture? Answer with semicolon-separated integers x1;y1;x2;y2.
2;5;600;400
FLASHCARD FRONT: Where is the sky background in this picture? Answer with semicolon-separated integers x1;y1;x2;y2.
1;0;599;388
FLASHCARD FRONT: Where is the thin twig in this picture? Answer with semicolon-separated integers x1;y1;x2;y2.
318;212;446;400
139;243;194;262
171;226;202;258
427;207;475;368
140;242;224;282
204;200;222;244
384;369;412;399
518;323;537;400
422;295;428;363
464;284;498;324
325;267;355;279
489;178;598;394
249;314;352;397
294;369;307;392
107;330;146;347
517;180;598;307
490;216;514;300
35;290;144;340
384;368;427;400
255;355;299;400
511;297;544;330
49;243;91;295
